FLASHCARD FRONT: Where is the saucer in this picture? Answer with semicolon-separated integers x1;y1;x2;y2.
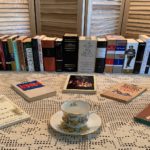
50;111;102;135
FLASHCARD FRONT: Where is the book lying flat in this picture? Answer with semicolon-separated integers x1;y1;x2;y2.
0;95;30;129
101;83;146;103
63;74;96;94
11;80;56;102
134;104;150;126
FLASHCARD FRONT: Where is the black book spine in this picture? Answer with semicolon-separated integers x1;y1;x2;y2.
95;40;107;73
133;42;146;74
55;40;63;72
63;36;79;72
32;39;40;71
2;41;12;70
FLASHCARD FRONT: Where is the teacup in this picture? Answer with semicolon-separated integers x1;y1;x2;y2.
61;100;92;128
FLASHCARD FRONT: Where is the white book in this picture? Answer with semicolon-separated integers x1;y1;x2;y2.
78;36;97;73
0;95;30;129
11;80;56;102
123;39;138;73
139;35;150;74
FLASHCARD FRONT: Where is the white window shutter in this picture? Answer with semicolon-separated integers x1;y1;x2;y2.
0;0;36;36
85;0;125;36
35;0;84;37
121;0;150;38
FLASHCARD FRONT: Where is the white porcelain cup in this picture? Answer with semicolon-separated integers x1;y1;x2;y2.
61;100;93;128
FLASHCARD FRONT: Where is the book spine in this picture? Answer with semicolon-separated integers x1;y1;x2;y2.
7;39;16;70
0;41;6;70
105;40;116;73
37;39;44;72
133;42;146;74
13;41;20;71
140;40;150;74
55;40;63;72
32;39;40;71
78;38;97;73
63;36;79;72
95;41;107;73
123;41;138;73
42;41;56;72
113;40;126;73
17;40;26;71
24;42;34;72
2;41;12;70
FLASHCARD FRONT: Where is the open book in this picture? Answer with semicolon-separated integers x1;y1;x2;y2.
0;95;30;129
101;83;146;103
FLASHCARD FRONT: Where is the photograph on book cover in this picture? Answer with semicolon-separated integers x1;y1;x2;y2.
63;75;96;94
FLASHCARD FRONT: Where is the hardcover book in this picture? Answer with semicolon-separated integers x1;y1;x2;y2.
32;35;46;71
122;39;138;73
134;104;150;126
23;38;34;72
41;37;56;71
105;35;117;73
63;74;96;94
7;35;19;70
55;38;63;72
139;35;150;74
0;35;9;70
95;38;107;73
78;36;97;73
0;95;30;129
113;36;127;73
63;33;79;72
133;39;146;74
16;36;28;71
11;80;56;102
2;37;12;70
101;83;146;103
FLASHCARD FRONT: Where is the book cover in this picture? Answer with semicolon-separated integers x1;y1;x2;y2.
105;35;117;73
13;40;20;71
95;38;107;73
2;38;12;70
32;36;40;71
133;39;146;74
7;35;19;70
113;36;127;73
0;35;9;70
11;80;56;102
122;39;138;73
139;35;150;74
55;38;63;72
41;37;56;71
101;83;146;103
0;95;30;129
23;38;34;72
16;36;28;71
134;104;150;126
63;74;96;94
78;36;97;73
63;33;79;72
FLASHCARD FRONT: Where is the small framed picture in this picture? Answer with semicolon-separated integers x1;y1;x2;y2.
63;74;96;94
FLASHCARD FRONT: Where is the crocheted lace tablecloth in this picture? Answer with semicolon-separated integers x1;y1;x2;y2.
0;72;150;150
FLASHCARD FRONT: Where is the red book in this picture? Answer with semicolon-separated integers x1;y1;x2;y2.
41;37;56;71
106;58;114;65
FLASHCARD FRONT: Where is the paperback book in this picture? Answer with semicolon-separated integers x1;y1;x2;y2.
63;74;96;94
101;83;146;103
11;80;56;102
0;95;30;129
134;104;150;126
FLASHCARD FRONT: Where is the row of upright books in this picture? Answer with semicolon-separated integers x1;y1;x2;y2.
0;34;150;74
